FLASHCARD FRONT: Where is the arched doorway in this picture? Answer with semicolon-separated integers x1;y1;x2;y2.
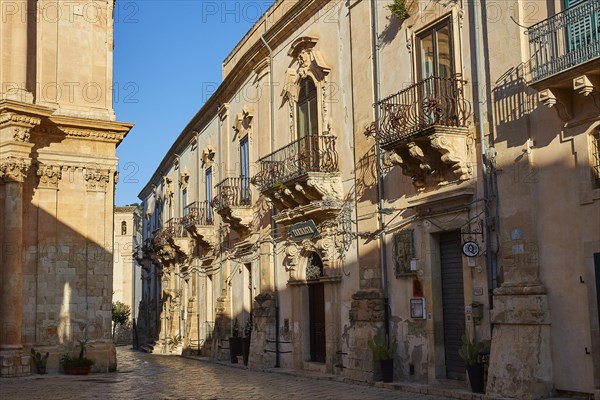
307;252;325;363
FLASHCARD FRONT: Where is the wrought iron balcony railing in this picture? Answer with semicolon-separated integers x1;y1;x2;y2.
376;76;471;148
152;218;187;246
211;176;252;210
183;201;214;227
253;134;339;191
528;1;600;83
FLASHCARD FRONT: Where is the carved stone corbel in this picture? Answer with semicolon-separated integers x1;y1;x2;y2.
539;88;572;121
429;132;473;182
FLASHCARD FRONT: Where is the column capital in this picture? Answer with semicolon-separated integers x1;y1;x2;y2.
36;163;63;189
0;157;30;183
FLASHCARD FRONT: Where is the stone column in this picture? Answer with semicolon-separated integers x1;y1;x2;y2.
0;157;30;376
486;225;553;398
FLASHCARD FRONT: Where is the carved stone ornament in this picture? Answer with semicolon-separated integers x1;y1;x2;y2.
202;146;215;166
163;176;174;199
84;167;111;192
283;232;337;281
281;37;331;103
179;168;190;189
0;157;30;183
36;164;63;188
13;127;31;142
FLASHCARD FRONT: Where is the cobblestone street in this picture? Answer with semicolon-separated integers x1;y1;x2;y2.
0;347;458;400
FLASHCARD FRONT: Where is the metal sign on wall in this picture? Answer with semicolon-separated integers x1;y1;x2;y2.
287;220;319;242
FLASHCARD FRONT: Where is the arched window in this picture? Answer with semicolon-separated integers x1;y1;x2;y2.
121;221;127;236
297;78;318;138
306;252;324;280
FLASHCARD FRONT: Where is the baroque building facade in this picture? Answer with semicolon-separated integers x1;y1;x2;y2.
137;0;600;398
0;0;132;375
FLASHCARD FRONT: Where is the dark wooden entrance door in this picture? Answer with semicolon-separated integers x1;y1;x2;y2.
309;282;326;363
440;230;466;380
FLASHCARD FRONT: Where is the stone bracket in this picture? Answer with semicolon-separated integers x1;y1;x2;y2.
539;88;573;121
573;74;600;110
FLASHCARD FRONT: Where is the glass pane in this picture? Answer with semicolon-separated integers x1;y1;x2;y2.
309;96;318;136
298;101;308;137
437;25;452;78
420;32;434;79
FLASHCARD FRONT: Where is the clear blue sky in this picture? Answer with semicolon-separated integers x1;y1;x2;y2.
113;0;274;205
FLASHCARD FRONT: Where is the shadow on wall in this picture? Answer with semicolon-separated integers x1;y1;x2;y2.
2;202;116;373
492;63;539;148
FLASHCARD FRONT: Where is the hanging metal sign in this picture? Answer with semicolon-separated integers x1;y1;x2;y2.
287;220;319;242
462;241;480;257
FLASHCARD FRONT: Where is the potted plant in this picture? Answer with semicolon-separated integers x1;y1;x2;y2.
167;334;182;352
367;334;397;383
228;319;242;363
61;338;94;375
242;319;253;366
30;348;49;374
458;334;485;393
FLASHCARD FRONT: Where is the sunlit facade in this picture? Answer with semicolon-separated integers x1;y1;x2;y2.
137;0;600;397
0;0;132;375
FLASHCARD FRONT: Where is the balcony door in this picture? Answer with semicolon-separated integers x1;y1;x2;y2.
416;18;453;81
416;18;456;126
240;136;250;205
205;167;213;223
297;78;319;172
566;0;599;53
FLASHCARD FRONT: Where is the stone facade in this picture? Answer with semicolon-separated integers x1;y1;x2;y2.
113;205;142;345
0;0;132;375
137;0;600;398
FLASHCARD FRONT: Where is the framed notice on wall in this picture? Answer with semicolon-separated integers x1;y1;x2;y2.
410;298;426;319
393;229;414;277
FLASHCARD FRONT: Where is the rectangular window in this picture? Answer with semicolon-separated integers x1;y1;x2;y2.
182;188;188;216
240;136;250;204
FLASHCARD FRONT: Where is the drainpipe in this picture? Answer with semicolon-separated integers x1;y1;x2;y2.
260;14;280;368
370;0;390;337
471;1;497;304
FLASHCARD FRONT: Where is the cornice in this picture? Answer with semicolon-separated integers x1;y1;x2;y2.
138;0;331;201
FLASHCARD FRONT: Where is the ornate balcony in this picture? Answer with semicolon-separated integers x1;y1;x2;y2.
375;76;473;190
529;1;600;84
252;133;342;224
183;201;216;249
152;218;192;260
527;1;600;120
211;176;253;232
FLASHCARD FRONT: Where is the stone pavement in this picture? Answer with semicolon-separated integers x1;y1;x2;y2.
0;348;578;400
0;347;455;400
